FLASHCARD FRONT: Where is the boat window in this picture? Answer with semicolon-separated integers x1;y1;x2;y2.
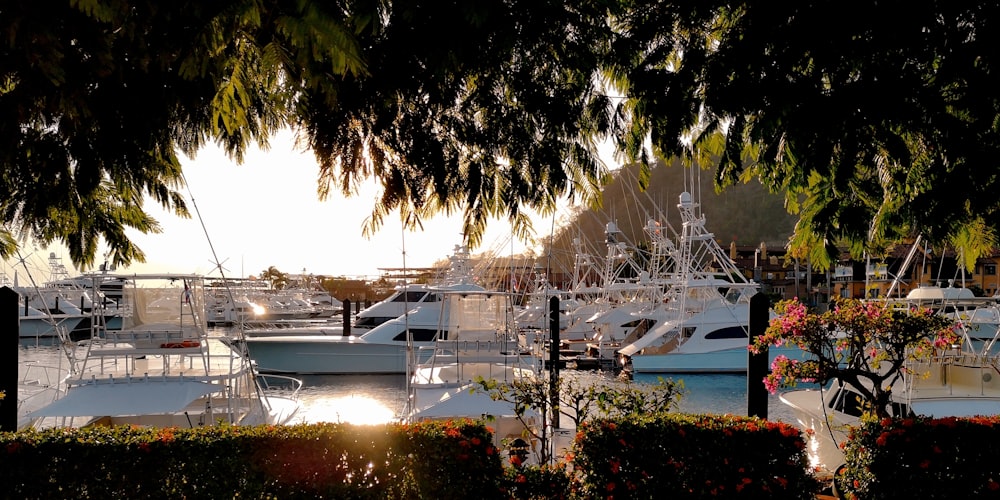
423;293;440;303
392;291;428;303
704;326;749;340
830;388;865;418
682;326;696;339
625;319;655;339
391;329;439;342
354;316;393;328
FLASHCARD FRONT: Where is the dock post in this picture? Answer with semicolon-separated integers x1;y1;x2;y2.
342;299;351;336
549;296;560;430
1;286;18;431
747;292;769;419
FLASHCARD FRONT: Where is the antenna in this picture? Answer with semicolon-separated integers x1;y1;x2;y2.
180;172;267;403
402;213;414;421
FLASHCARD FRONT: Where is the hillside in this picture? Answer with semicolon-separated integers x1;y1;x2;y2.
539;158;798;272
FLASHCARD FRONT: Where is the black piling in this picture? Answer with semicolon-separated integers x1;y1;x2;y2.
549;296;560;429
747;292;769;419
1;286;18;431
342;299;351;336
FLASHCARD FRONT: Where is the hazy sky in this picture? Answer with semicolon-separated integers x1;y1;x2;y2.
12;129;552;282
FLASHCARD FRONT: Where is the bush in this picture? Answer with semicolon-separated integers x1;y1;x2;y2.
571;413;820;499
836;415;1000;499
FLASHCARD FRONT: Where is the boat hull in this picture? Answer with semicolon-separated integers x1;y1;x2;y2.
628;345;813;374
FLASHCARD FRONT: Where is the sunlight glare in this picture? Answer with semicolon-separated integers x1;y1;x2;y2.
308;395;397;425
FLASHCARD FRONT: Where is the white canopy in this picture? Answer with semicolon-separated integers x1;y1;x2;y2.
413;388;524;419
29;380;223;418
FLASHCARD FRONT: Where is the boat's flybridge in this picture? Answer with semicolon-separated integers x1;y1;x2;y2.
411;287;540;386
28;273;301;429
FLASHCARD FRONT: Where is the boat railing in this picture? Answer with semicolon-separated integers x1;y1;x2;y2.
256;373;304;399
414;339;542;383
103;324;203;347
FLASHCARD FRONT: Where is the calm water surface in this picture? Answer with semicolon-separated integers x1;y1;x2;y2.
291;370;801;425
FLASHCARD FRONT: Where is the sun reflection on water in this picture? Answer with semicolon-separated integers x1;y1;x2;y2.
303;395;399;425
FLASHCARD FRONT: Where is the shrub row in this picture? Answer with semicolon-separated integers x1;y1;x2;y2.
5;413;927;499
0;421;499;499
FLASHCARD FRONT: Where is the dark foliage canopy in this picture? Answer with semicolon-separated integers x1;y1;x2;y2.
3;0;998;269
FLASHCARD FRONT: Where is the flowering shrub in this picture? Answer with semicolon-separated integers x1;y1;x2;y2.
571;413;819;499
837;415;1000;499
0;421;503;499
500;462;575;499
751;298;958;418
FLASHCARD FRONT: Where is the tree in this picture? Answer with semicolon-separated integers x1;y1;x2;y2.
301;0;618;248
750;298;958;418
476;373;683;464
259;266;288;290
1;0;367;269
6;1;1000;274
608;0;1000;269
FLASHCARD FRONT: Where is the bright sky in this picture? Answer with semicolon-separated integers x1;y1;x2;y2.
133;129;557;279
12;129;553;281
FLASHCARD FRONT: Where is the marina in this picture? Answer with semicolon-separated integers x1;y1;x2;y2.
17;341;801;428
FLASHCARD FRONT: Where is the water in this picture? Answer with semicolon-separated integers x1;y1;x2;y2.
18;345;801;427
289;371;800;425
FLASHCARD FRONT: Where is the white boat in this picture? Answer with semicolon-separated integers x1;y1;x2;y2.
405;287;543;458
616;192;813;373
235;281;487;374
780;281;1000;474
27;274;302;428
781;350;1000;475
18;302;84;344
619;291;794;373
884;284;1000;348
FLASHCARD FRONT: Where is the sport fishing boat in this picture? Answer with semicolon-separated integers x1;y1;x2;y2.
27;274;302;429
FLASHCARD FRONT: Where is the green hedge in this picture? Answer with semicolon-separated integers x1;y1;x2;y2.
0;415;820;499
837;415;1000;499
571;413;819;499
0;421;501;499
